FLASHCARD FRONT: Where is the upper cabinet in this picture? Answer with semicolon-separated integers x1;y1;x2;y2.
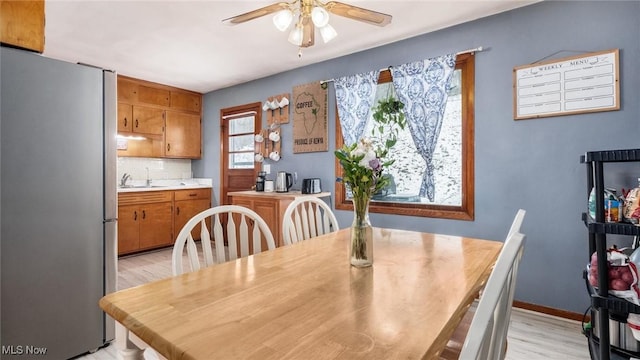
0;0;45;53
117;76;202;159
133;106;165;136
170;91;201;113
165;111;201;158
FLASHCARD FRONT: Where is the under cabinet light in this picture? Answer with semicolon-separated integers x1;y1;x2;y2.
117;134;147;141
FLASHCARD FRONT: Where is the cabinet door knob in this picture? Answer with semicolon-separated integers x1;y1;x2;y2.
142;210;146;219
134;211;137;221
135;119;139;128
167;143;171;152
176;207;180;215
124;117;127;127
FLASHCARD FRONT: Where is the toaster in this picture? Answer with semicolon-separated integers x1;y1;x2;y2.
302;178;322;194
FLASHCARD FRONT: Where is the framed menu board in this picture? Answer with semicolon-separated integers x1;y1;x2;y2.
513;49;619;120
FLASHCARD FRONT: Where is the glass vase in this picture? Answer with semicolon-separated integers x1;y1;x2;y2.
350;194;373;267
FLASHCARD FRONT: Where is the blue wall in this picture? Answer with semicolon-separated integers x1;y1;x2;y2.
195;1;640;314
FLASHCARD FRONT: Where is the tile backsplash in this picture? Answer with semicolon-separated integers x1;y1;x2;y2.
117;158;192;181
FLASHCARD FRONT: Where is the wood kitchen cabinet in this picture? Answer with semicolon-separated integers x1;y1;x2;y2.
133;106;165;136
116;75;202;159
0;0;45;53
117;78;139;103
117;104;164;137
118;191;173;255
174;188;211;240
170;90;201;113
117;102;133;133
117;77;170;107
228;191;332;247
138;86;170;107
165;111;201;158
117;204;141;254
118;188;212;256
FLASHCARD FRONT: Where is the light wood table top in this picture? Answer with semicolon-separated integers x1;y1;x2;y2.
100;227;502;360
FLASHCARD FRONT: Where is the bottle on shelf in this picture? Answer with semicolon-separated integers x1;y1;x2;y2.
589;187;623;222
624;178;640;225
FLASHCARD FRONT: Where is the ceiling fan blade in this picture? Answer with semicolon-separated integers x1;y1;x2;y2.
222;2;290;25
300;15;315;48
324;1;392;27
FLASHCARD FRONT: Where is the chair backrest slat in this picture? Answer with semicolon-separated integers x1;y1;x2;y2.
300;203;311;239
226;212;238;260
238;214;249;258
293;208;304;240
201;218;214;267
213;215;225;265
252;223;262;254
186;234;200;271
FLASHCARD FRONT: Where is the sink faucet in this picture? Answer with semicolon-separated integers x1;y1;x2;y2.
120;173;131;187
145;167;151;187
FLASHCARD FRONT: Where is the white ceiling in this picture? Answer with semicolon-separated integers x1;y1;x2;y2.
43;0;540;94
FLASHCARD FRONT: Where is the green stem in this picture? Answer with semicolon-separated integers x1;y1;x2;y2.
351;193;371;261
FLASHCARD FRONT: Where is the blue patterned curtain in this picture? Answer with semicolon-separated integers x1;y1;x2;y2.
391;54;456;201
333;70;380;146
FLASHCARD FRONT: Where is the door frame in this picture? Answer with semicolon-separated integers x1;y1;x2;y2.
220;102;262;205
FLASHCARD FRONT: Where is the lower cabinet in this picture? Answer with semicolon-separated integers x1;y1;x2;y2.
118;188;211;256
118;204;142;255
138;202;174;250
174;189;211;240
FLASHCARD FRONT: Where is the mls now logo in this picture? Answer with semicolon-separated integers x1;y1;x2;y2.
2;345;48;355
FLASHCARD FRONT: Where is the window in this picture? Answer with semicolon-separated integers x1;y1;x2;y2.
335;53;475;220
227;115;256;169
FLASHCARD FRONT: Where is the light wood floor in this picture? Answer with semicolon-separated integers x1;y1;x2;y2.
79;247;591;360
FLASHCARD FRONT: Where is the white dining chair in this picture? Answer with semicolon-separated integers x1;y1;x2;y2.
282;197;339;245
507;209;526;238
457;231;526;359
440;209;526;360
172;205;276;275
119;208;275;360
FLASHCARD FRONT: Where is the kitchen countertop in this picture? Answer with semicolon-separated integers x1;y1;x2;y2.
227;190;331;199
118;179;212;193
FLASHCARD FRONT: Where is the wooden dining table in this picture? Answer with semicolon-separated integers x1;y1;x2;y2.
100;227;502;360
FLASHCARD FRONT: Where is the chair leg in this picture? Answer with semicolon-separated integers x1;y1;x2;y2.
115;323;145;360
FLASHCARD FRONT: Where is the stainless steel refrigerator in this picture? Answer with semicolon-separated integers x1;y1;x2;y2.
1;46;117;359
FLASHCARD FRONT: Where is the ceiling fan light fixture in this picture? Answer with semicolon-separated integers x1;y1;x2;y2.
288;24;303;46
273;9;293;31
319;23;337;43
311;6;330;27
222;0;392;51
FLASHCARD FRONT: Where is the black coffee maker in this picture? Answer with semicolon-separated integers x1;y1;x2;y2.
255;171;266;192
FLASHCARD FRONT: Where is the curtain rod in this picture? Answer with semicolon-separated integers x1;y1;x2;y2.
320;46;484;85
221;110;257;119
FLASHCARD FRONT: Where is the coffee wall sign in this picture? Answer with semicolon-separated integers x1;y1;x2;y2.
292;81;328;153
513;49;619;120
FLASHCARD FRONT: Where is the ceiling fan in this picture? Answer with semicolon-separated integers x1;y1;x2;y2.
222;1;392;49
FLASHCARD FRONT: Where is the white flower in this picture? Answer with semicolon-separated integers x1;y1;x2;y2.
359;150;376;169
352;138;376;169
